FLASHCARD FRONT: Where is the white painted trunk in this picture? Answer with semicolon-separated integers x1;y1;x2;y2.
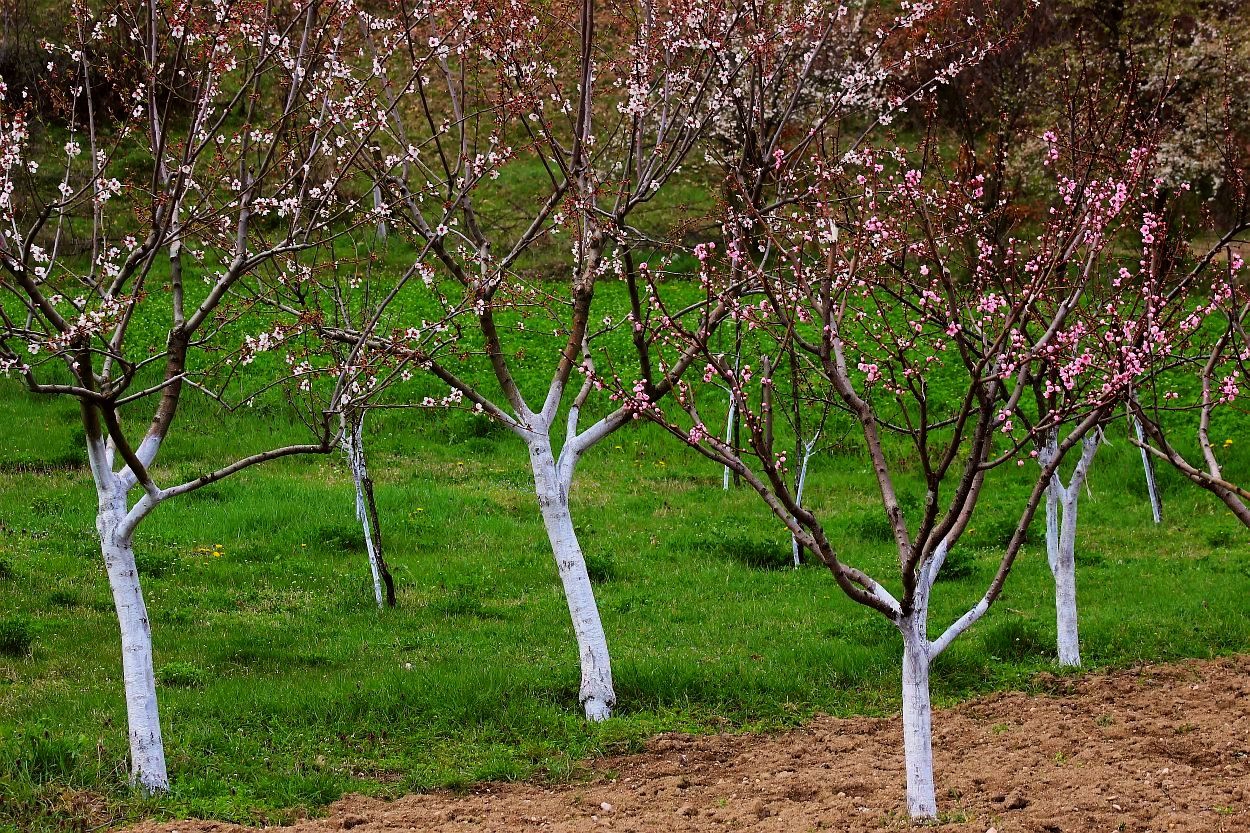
1045;480;1061;574
98;507;169;793
1041;434;1096;668
1131;414;1162;524
722;396;736;491
790;441;815;567
345;419;385;608
1053;489;1081;667
898;615;936;819
372;183;387;241
528;440;616;721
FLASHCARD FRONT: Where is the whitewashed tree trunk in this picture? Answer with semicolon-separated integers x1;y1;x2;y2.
372;183;387;242
1053;493;1080;666
722;394;736;491
891;538;994;821
722;348;741;491
1040;433;1099;667
100;521;169;793
1045;477;1061;565
1130;412;1162;524
344;414;385;608
88;438;169;793
790;435;818;567
527;436;616;721
898;612;936;818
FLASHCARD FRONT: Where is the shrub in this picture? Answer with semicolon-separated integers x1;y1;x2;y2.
427;586;504;620
1207;528;1237;549
183;486;227;503
28;497;65;517
56;425;87;468
316;524;366;554
976;515;1033;549
824;614;897;648
679;523;794;571
0;556;12;580
467;414;507;439
931;646;992;693
5;728;85;784
1077;549;1106;568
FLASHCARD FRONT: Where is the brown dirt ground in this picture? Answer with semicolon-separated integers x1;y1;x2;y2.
124;656;1250;833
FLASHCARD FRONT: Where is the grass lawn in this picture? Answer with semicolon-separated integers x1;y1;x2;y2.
1;371;1248;832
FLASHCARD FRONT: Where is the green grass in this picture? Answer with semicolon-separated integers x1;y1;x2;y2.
1;378;1247;832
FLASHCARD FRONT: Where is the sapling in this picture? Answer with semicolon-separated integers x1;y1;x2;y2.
782;347;832;567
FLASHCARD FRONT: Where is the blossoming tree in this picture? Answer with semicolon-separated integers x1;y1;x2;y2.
0;0;387;791
322;0;989;719
1125;116;1250;527
616;119;1219;816
1130;249;1250;528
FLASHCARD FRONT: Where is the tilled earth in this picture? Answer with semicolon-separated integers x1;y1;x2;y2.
124;656;1250;832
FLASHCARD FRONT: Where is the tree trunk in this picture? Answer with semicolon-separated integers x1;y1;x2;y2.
527;439;616;721
372;183;387;242
98;505;169;793
1042;433;1096;667
1053;488;1081;667
1045;480;1060;569
1044;477;1082;664
725;338;742;489
1131;413;1162;524
352;468;385;608
898;614;936;819
345;414;396;608
362;473;397;607
790;437;817;567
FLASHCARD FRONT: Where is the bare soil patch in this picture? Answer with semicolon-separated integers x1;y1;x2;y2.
125;656;1250;832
